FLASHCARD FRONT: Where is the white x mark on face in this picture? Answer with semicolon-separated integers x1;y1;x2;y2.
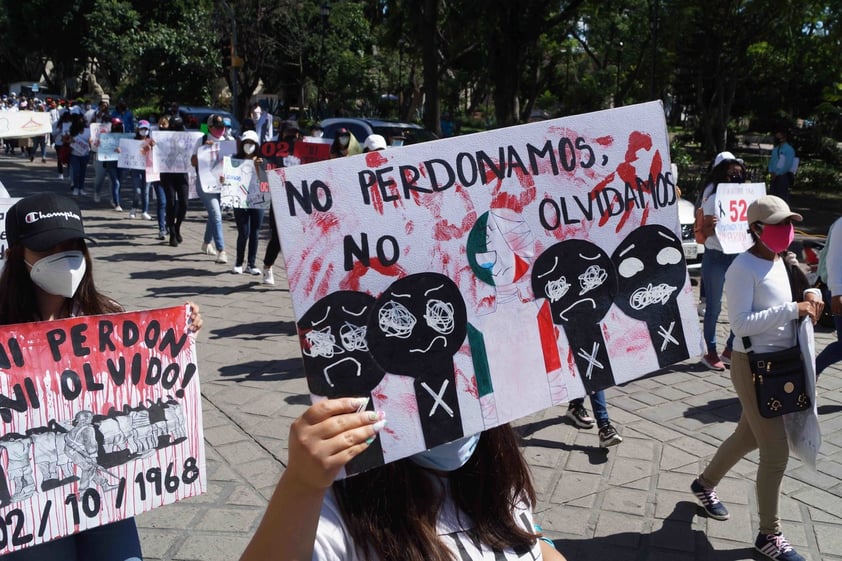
420;379;454;417
657;321;678;351
576;342;604;380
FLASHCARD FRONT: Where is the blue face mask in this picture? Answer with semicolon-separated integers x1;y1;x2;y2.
409;434;481;471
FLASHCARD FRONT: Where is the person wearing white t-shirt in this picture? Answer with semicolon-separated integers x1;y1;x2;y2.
240;398;567;561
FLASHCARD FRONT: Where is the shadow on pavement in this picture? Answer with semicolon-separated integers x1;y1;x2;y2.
127;266;220;280
552;501;754;561
209;320;297;339
516;418;610;465
218;358;304;382
684;397;741;424
818;403;842;416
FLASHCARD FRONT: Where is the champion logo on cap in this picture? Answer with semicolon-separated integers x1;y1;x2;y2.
24;210;82;224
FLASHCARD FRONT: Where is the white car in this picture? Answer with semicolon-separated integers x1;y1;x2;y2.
677;197;704;269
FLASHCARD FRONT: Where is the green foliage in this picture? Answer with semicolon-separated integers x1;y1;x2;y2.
796;160;842;193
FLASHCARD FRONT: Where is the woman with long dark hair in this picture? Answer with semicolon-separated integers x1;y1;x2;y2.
240;398;567;561
0;192;202;560
698;152;747;370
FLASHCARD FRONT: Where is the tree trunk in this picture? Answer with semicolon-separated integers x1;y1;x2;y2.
421;0;441;135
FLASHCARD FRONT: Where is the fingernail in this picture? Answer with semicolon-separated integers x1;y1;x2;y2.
372;419;387;432
367;411;379;421
355;397;370;413
365;434;378;445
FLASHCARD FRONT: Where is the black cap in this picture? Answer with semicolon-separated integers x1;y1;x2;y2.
6;194;90;251
207;114;224;127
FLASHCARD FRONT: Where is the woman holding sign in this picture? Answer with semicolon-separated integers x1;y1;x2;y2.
698;152;746;371
0;193;203;560
240;399;567;561
692;196;822;561
231;130;266;275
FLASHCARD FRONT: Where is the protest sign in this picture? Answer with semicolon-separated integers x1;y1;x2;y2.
150;131;204;174
221;157;270;209
117;139;148;171
0;112;52;139
97;133;134;162
0;198;21;273
89;123;111;149
267;101;702;477
196;141;237;194
714;182;767;254
0;305;205;554
259;138;331;169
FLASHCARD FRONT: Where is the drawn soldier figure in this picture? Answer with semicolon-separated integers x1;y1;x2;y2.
0;434;36;503
65;411;118;492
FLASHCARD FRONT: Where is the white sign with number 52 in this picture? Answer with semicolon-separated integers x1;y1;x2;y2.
714;182;767;254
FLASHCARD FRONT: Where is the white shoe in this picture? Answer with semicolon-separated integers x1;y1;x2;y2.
141;212;152;220
114;205;123;212
232;265;243;274
246;266;262;276
71;188;80;196
262;267;275;285
57;173;64;180
128;210;136;219
93;193;101;202
215;250;228;264
201;243;218;256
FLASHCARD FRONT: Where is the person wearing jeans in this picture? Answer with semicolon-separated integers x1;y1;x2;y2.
197;114;232;264
565;391;622;448
231;130;266;275
698;152;744;370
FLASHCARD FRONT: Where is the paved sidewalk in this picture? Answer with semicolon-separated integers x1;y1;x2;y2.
1;153;840;561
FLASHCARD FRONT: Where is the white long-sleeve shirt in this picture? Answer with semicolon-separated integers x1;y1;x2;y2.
725;251;799;353
825;217;842;297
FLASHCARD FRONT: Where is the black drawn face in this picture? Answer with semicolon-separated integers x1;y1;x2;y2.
531;239;617;325
367;273;467;377
611;225;686;319
297;291;384;396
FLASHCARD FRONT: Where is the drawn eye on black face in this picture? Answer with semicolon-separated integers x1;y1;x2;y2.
298;291;383;397
531;240;617;325
613;225;686;317
368;273;467;377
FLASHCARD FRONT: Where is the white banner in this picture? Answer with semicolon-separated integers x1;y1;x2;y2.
150;131;204;174
267;101;702;477
714;182;767;254
97;133;135;162
196;141;237;194
117;139;148;171
0;198;22;273
221;157;271;209
0;112;52;139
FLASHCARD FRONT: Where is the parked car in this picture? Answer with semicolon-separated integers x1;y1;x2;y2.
177;106;241;137
677;197;704;269
319;117;438;147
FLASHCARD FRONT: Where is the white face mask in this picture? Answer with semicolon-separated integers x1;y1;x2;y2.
409;434;481;471
26;250;87;298
138;129;149;137
338;135;350;147
243;144;256;155
312;130;324;138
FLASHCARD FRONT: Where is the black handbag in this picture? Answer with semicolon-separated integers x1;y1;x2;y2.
743;333;811;418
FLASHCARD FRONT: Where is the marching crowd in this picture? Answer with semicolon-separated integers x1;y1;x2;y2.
2;91;841;561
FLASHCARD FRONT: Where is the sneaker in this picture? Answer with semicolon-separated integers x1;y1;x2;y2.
57;173;64;180
201;243;218;256
93;193;101;203
71;188;80;196
566;403;595;429
157;229;167;241
263;267;275;285
114;205;123;212
598;423;623;447
754;532;805;561
232;265;243;274
690;478;730;520
215;250;228;264
246;266;262;276
721;348;732;366
141;212;152;220
700;352;725;372
128;210;136;219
